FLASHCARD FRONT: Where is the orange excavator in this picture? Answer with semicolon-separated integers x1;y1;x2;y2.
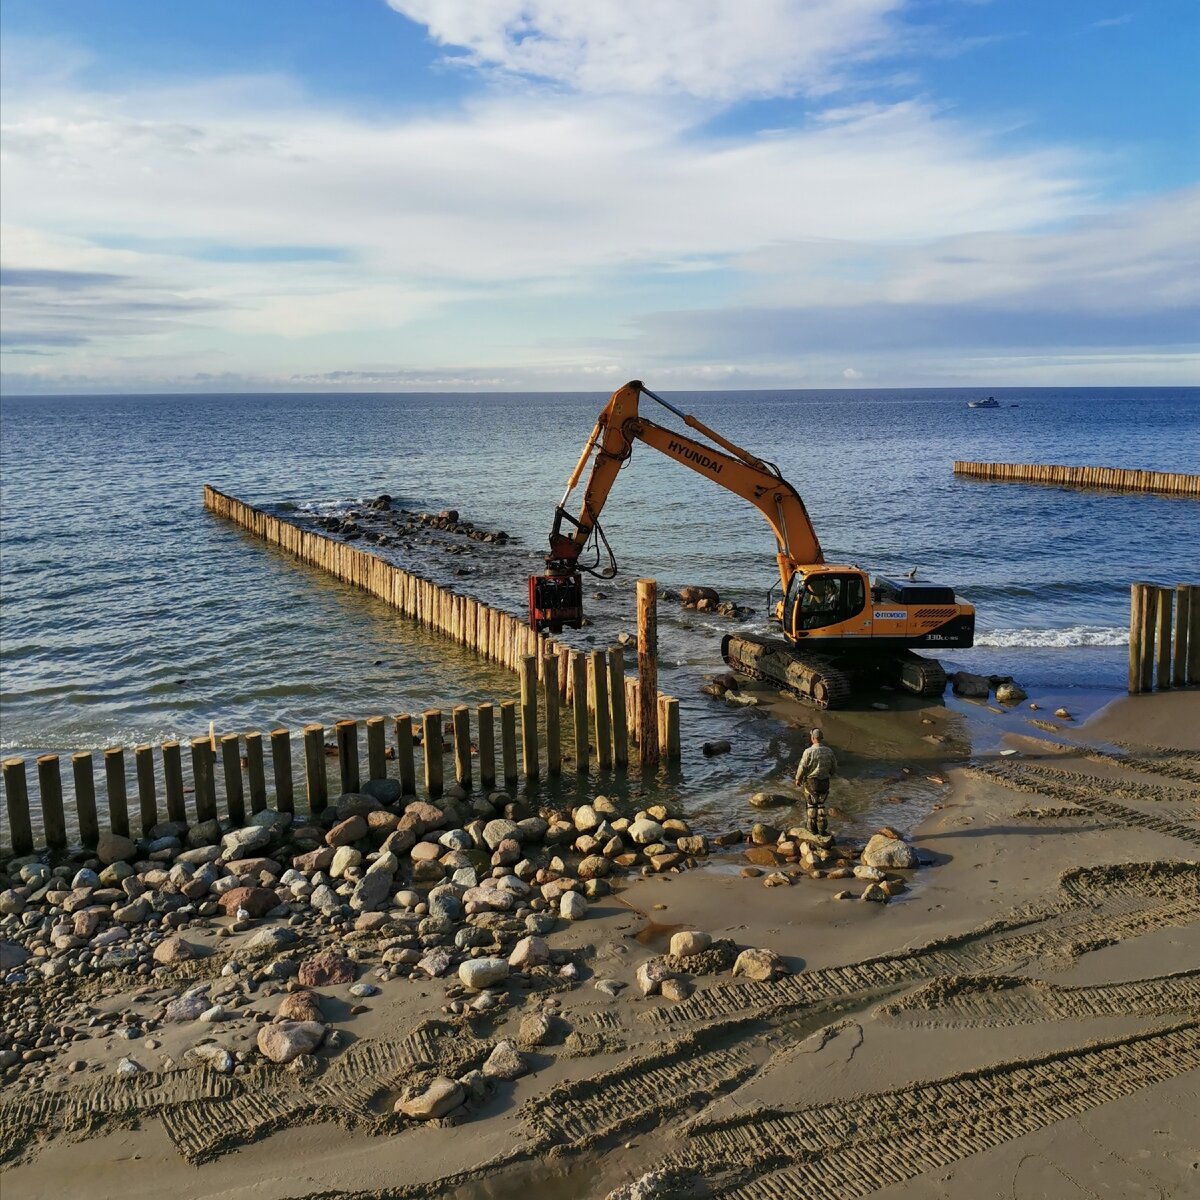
528;380;975;709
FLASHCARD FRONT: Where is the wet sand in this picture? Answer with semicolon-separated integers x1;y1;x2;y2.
3;689;1198;1199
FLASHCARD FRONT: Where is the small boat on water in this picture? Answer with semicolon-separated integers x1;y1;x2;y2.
967;395;1000;409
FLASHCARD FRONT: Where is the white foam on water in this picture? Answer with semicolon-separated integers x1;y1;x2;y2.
975;626;1128;648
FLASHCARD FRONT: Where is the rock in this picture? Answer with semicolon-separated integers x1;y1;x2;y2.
1055;707;1073;720
257;1020;325;1064
702;739;732;755
950;671;991;698
163;993;209;1023
482;1040;528;1080
660;978;691;1002
559;891;588;921
329;846;362;878
216;886;278;919
861;834;918;870
243;925;299;952
763;872;791;888
326;815;368;847
627;818;665;845
152;935;198;965
577;854;611;880
744;846;782;867
396;1077;464;1120
0;941;30;970
732;947;786;981
482;819;520;849
995;681;1028;705
297;950;356;987
669;930;712;958
749;792;790;809
277;991;324;1022
113;897;150;924
861;882;889;903
221;826;272;859
362;777;402;805
350;870;393;913
459;957;508;990
853;864;886;882
116;1057;144;1077
0;890;26;916
636;958;673;996
573;804;601;832
676;835;709;856
402;801;446;835
96;832;137;865
508;936;550;971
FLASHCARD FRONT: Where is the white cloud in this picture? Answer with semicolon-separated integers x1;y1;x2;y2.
389;0;904;99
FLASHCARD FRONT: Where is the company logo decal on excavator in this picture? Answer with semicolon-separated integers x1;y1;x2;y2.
667;440;723;474
873;609;907;621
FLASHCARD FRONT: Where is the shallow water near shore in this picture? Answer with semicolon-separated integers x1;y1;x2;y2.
2;386;1197;838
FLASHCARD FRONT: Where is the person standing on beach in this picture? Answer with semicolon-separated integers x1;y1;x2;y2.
795;728;836;835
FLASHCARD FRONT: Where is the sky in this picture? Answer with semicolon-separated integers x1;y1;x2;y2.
1;0;1196;393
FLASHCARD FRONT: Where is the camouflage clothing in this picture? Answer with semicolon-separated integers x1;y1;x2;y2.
796;743;837;836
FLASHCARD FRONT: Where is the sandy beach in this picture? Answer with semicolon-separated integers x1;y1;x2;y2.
2;682;1197;1200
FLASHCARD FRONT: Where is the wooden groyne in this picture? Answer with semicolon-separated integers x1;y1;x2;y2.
202;485;679;751
1;646;684;857
1128;583;1200;694
954;462;1200;497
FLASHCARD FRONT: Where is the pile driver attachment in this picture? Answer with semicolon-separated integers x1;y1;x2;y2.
529;572;583;633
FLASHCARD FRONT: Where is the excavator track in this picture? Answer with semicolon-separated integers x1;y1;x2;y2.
722;635;855;710
888;650;948;698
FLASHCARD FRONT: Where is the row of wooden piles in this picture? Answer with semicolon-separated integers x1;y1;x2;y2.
1128;583;1200;694
953;462;1200;497
1;646;680;857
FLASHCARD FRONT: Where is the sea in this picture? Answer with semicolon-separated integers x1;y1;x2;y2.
2;386;1197;837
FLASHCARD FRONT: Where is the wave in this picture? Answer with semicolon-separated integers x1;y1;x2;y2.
975;626;1128;648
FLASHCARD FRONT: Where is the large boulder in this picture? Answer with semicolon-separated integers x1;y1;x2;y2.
950;671;991;699
861;834;918;870
257;1020;325;1064
995;680;1028;705
217;886;280;919
277;990;324;1022
298;950;356;987
395;1077;464;1120
96;832;137;865
482;1040;528;1081
732;947;786;981
459;957;509;990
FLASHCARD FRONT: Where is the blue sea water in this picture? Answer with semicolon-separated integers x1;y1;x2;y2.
1;386;1197;833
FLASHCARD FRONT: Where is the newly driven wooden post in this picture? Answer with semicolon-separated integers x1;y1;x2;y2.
37;755;67;850
422;710;443;798
478;703;496;790
191;738;217;823
104;747;130;838
221;734;245;825
637;579;660;764
1155;587;1174;690
162;741;186;823
608;646;629;769
662;697;681;761
590;649;612;770
135;745;158;835
1189;585;1200;686
453;705;472;791
366;716;387;782
2;759;33;856
500;700;518;788
1137;586;1156;694
571;652;589;772
72;752;100;846
544;654;562;776
1128;583;1148;694
302;723;327;814
244;732;267;813
1173;584;1191;688
336;720;360;795
394;715;416;796
520;654;540;780
270;729;294;813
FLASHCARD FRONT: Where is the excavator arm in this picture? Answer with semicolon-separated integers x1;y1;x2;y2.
530;380;824;631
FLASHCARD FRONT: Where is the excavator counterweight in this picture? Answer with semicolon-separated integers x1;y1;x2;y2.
529;381;974;708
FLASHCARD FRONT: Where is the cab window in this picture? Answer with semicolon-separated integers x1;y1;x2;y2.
799;574;866;629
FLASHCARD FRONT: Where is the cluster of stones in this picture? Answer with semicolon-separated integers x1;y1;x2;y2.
949;671;1028;705
309;499;509;562
0;779;705;1080
667;585;753;621
632;929;790;1003
735;818;920;903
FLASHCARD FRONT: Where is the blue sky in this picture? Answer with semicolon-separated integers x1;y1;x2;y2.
1;0;1196;391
